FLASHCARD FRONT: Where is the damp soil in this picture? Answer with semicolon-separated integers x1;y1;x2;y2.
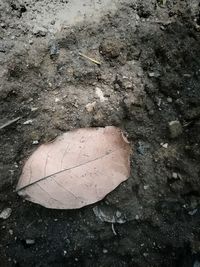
0;0;200;266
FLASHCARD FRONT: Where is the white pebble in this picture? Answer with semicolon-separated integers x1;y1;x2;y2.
0;208;12;220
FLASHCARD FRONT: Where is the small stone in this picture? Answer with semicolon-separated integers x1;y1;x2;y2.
148;71;161;78
148;110;154;116
167;97;173;103
188;209;198;216
135;215;139;220
1;23;6;28
23;119;33;125
51;20;56;25
29;40;33;45
0;208;12;220
95;87;107;102
114;83;120;91
168;120;183;139
32;140;39;145
103;249;108;254
26;239;35;245
115;211;121;218
85;102;96;113
143;185;149;190
172;172;178;179
33;27;47;37
49;41;60;57
161;143;168;149
123;80;133;90
31;107;38;112
9;229;13;235
55;98;60;103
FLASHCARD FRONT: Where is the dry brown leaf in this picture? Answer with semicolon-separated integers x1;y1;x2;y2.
17;126;131;209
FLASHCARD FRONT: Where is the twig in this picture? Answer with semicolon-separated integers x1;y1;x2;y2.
78;52;101;66
111;223;117;236
0;117;21;130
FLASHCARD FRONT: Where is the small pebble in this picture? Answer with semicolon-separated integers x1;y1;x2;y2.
32;140;39;145
26;239;35;245
188;209;198;216
9;229;13;235
29;39;33;45
85;102;96;113
103;249;108;254
135;215;139;220
148;72;160;78
172;172;178;179
23;119;33;125
115;211;121;218
143;185;149;190
168;120;183;139
55;98;60;103
161;143;168;149
0;208;12;220
31;107;38;112
1;23;6;28
167;97;173;103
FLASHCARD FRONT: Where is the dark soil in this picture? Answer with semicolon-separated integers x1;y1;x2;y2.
0;0;200;266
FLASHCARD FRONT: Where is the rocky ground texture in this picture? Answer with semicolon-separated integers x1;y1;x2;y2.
0;0;200;266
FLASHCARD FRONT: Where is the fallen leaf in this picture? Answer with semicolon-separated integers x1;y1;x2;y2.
17;126;131;209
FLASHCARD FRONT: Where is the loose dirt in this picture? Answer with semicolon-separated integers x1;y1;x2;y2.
0;0;200;266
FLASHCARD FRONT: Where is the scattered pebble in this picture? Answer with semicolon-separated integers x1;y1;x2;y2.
25;239;35;245
143;185;149;190
0;208;12;220
33;27;47;37
49;41;60;57
168;120;183;139
55;98;60;103
1;23;6;28
9;229;13;235
29;40;33;45
172;172;178;179
161;143;168;149
31;107;38;112
148;71;161;78
188;209;198;216
85;101;96;113
23;119;33;125
116;211;121;218
32;140;39;145
135;215;140;220
95;87;107;102
103;249;108;254
167;97;173;103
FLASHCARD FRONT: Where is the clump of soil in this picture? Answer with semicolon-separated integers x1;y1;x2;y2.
0;0;200;266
